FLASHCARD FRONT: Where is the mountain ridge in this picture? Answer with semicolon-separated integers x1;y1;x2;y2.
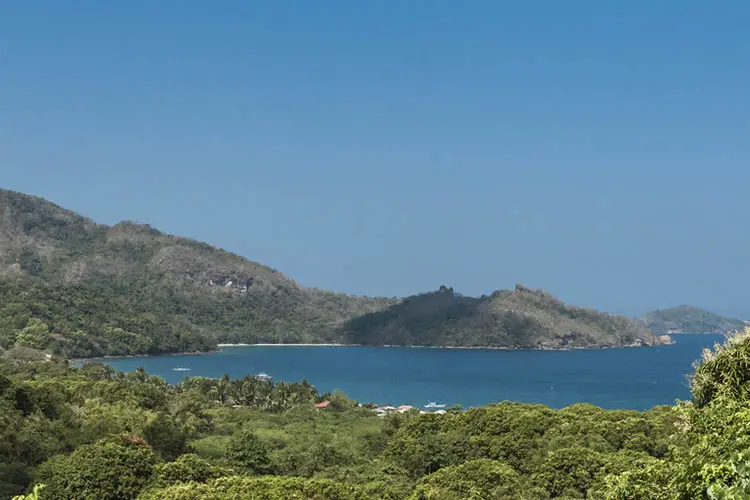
0;189;398;357
0;189;667;357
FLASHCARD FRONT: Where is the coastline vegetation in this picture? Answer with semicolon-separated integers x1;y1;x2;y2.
4;328;750;499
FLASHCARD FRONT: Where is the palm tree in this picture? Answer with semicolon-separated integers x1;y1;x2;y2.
134;366;148;383
211;373;231;405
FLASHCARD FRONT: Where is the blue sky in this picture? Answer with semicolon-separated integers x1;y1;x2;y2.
2;1;749;317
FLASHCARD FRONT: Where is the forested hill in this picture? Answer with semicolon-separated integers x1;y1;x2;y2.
340;285;668;349
0;189;666;357
0;189;397;357
642;305;748;334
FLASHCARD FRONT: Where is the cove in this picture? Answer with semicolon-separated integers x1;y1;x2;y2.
100;334;722;410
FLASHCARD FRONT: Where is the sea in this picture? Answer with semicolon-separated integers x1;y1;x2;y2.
99;334;722;411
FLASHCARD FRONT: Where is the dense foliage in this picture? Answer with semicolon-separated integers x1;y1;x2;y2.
342;285;665;349
1;190;663;357
4;328;750;499
642;305;747;335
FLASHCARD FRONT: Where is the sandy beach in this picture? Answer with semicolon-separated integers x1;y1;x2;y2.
216;341;671;350
217;343;351;347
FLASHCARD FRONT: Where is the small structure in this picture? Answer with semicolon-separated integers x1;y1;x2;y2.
372;404;425;416
371;403;452;416
314;401;330;409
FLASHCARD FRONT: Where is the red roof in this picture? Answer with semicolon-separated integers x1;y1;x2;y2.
314;401;330;409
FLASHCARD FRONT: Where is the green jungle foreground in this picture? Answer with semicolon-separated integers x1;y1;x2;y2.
4;330;750;499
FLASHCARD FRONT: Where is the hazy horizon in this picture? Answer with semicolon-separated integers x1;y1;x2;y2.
3;2;749;318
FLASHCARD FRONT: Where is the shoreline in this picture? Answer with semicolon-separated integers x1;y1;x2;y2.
218;343;351;347
71;337;674;362
219;338;674;351
69;349;215;364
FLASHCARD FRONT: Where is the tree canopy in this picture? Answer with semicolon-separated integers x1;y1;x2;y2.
3;328;750;498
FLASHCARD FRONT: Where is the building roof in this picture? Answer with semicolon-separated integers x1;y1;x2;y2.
314;401;330;409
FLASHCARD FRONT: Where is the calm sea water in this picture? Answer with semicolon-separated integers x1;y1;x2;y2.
101;334;722;410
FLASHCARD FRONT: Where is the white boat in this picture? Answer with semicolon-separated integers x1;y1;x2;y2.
255;372;272;380
173;367;191;372
424;401;446;409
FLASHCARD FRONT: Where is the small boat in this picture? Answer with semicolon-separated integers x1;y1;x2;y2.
173;367;191;372
424;401;446;409
255;372;272;380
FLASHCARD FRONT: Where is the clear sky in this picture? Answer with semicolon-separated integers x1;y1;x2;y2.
2;2;749;318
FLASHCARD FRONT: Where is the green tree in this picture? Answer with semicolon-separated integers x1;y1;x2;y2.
692;327;750;408
139;476;380;500
411;459;546;499
36;435;157;500
595;458;678;500
226;428;271;474
12;484;45;500
142;412;189;461
149;454;230;487
1;462;32;498
328;390;357;411
535;447;605;498
14;319;51;350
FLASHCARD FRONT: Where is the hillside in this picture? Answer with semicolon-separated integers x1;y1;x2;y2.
340;284;668;349
642;305;747;334
0;189;667;357
0;189;397;357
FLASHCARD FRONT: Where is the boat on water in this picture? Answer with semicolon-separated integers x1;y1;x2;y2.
255;372;272;380
173;367;191;372
424;401;446;410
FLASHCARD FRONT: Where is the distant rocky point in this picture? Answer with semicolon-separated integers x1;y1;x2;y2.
340;283;668;349
642;306;747;335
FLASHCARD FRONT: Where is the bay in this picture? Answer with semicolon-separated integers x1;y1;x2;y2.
101;334;723;411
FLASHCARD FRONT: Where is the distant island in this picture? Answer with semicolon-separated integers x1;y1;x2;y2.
642;305;748;335
0;189;668;358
